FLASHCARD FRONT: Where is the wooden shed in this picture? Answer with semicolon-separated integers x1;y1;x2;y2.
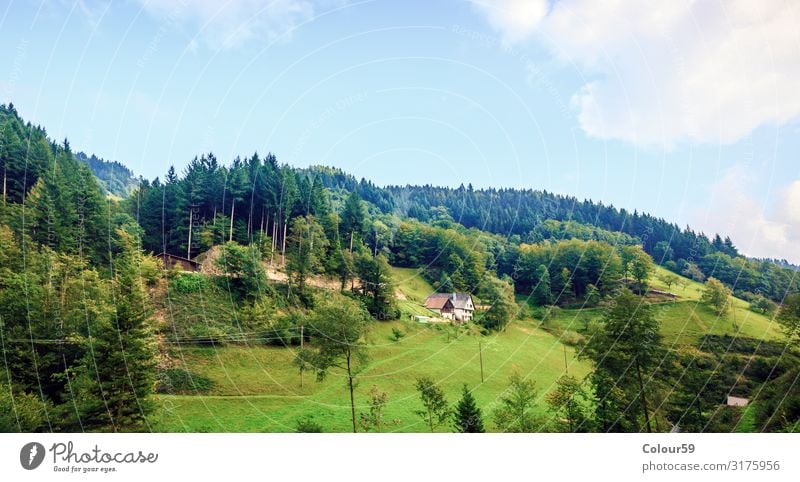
154;252;200;272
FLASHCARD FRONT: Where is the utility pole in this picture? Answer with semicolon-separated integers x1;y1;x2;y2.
563;344;569;373
270;216;277;266
300;324;304;389
187;203;200;259
479;340;484;383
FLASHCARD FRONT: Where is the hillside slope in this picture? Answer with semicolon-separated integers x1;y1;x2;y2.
540;267;781;346
152;318;590;432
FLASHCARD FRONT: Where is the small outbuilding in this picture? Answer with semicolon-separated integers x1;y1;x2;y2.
154;252;200;272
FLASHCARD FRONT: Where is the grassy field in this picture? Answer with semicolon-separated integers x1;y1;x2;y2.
151;267;590;432
152;318;589;432
150;265;782;432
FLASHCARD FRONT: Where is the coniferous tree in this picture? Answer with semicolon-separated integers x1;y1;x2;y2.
340;191;365;250
582;289;663;432
355;252;398;319
545;375;594;432
285;215;329;303
531;264;552;306
453;384;484;433
215;241;267;300
75;228;157;431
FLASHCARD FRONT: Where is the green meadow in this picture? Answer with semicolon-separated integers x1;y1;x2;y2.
151;265;781;432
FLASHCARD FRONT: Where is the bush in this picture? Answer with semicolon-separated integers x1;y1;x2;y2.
155;368;214;394
262;312;302;346
0;386;48;431
295;415;324;433
749;295;777;315
559;330;585;346
170;273;210;293
538;306;561;329
391;327;405;341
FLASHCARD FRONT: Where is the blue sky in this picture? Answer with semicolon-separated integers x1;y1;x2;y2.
1;0;799;262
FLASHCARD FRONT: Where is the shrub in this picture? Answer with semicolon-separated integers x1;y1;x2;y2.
560;330;585;346
170;272;210;293
391;327;405;341
155;368;214;394
749;295;777;315
295;415;324;433
0;387;48;431
539;306;562;330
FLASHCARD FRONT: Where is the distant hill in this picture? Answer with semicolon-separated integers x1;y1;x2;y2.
76;151;139;198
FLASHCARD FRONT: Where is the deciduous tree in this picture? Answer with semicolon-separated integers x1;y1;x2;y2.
295;294;370;432
493;372;542;432
414;377;450;432
701;277;732;316
359;385;392;432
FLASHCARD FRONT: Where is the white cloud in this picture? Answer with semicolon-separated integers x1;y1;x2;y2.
473;0;800;146
695;165;800;264
469;0;549;43
133;0;320;50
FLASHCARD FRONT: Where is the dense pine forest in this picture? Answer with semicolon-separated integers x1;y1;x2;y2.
2;102;799;433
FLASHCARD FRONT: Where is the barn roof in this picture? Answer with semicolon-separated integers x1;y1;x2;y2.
424;296;453;310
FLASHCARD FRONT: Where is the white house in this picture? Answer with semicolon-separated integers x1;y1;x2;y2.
423;293;475;322
726;395;749;407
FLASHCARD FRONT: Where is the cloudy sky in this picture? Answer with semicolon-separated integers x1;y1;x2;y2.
1;0;799;262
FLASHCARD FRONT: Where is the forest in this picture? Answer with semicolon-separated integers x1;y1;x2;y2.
2;102;799;433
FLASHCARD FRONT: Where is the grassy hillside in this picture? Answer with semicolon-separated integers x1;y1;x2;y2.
391;266;434;302
391;266;441;318
152;318;590;432
152;266;590;432
537;266;782;346
150;264;784;432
